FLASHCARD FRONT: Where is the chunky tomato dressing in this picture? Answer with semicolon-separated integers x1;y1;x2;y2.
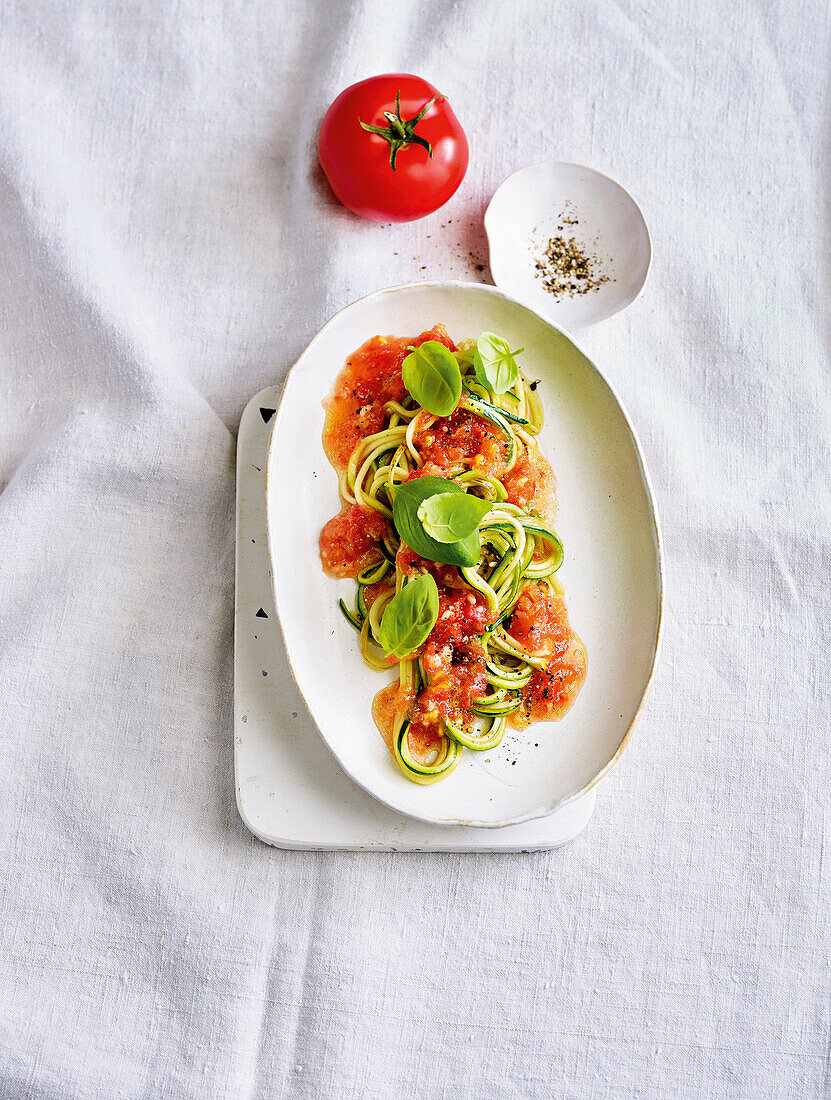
502;450;557;523
413;408;507;477
322;325;455;474
416;589;492;725
397;543;467;590
319;503;389;579
372;682;412;752
373;682;446;764
507;584;587;725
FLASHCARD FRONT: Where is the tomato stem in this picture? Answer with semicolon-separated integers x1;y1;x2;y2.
359;90;443;172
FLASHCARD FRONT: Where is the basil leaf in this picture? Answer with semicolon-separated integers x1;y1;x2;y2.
402;341;462;416
417;493;492;544
473;332;524;395
392;477;481;567
378;573;439;659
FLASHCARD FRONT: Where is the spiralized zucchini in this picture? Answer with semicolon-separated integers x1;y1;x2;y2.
338;341;565;785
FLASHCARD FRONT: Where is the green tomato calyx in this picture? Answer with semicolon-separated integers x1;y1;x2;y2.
359;90;443;172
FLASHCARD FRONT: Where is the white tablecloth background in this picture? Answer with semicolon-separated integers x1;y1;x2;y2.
1;1;828;1097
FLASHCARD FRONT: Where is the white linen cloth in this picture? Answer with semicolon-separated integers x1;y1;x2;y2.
1;1;829;1096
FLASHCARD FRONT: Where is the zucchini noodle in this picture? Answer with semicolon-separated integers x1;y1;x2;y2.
335;339;569;786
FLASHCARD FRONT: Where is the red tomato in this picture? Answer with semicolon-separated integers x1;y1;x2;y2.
319;74;469;223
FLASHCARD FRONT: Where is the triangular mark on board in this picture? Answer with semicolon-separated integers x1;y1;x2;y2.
255;608;268;618
260;407;276;424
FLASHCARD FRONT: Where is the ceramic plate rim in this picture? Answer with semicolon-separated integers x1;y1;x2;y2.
484;160;653;327
265;280;664;827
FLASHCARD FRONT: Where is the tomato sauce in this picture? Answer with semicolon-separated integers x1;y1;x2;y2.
416;644;488;728
404;716;450;761
502;448;557;523
319;503;389;578
415;589;492;728
322;325;455;473
372;682;412;752
371;683;446;764
396;543;466;591
506;583;587;725
414;408;507;476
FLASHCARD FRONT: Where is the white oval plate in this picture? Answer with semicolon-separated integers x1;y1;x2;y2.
266;282;663;827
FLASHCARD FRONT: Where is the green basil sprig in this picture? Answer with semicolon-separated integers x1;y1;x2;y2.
378;573;439;659
417;493;492;544
473;333;524;395
392;476;480;567
402;341;462;416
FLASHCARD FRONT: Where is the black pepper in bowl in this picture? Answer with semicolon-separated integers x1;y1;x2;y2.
533;206;614;298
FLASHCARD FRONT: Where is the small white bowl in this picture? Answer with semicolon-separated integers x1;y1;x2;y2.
485;162;651;329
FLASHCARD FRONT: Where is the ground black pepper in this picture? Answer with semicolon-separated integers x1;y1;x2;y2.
533;203;614;298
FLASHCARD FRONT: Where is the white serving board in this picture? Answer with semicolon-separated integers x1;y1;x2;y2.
234;386;595;851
